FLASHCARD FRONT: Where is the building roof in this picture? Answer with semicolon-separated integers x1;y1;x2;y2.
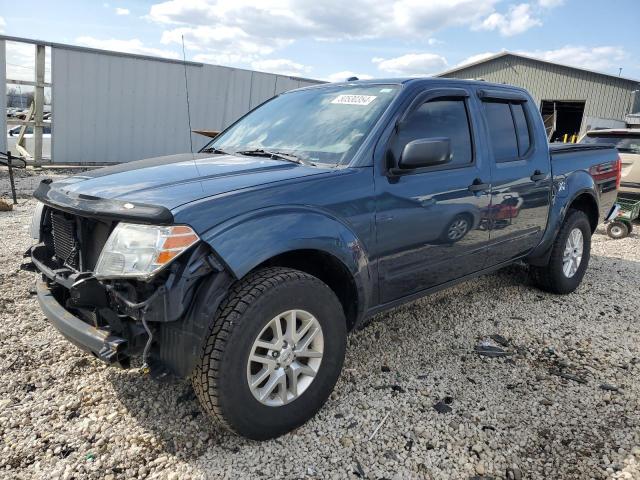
436;51;640;85
0;34;322;84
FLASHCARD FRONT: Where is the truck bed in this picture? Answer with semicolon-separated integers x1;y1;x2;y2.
549;142;619;221
549;143;618;176
549;143;612;155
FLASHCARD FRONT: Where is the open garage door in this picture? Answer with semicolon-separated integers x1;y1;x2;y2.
540;100;586;142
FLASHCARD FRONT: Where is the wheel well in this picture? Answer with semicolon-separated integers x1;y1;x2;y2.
256;250;359;331
568;193;598;233
456;212;475;226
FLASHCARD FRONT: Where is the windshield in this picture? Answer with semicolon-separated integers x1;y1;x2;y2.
206;84;401;166
581;133;640;154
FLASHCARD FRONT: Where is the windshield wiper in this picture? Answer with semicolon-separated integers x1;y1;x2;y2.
201;146;231;155
236;149;316;167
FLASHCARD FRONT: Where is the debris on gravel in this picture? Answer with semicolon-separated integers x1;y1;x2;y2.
1;199;639;479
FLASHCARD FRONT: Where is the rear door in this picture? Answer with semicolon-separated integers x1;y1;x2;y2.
477;88;551;265
375;87;492;303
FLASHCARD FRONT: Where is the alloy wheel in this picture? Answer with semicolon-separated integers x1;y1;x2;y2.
246;309;324;407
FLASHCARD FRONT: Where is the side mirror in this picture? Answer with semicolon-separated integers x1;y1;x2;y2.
398;138;451;170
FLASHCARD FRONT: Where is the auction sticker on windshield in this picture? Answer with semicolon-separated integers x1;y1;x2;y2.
331;94;377;105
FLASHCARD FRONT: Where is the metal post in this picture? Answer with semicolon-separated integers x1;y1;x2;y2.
7;151;17;204
0;40;6;155
34;44;45;165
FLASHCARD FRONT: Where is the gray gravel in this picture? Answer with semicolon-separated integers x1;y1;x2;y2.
1;198;639;479
0;166;92;200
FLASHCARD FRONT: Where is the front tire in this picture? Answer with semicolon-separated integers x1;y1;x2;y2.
192;267;346;440
441;214;472;243
530;209;591;294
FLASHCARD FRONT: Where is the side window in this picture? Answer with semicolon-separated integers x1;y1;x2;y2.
483;100;532;162
483;101;518;162
393;98;473;168
511;103;531;155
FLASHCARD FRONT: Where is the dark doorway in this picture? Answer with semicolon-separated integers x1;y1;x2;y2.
540;100;586;142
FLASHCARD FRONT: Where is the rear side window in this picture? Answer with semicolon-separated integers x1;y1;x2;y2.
394;98;473;167
511;104;531;155
483;100;532;162
483;102;518;162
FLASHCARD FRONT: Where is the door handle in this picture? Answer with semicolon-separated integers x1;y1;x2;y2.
468;178;490;192
530;170;546;182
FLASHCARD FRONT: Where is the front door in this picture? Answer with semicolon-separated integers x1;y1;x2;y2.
376;89;492;304
479;92;551;265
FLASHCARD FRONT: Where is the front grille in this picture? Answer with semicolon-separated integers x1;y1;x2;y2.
50;212;80;269
43;208;114;272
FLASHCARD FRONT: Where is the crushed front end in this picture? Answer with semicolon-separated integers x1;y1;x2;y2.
28;182;230;377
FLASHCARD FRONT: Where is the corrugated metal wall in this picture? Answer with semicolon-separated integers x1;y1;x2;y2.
440;55;639;132
0;40;6;154
51;47;319;164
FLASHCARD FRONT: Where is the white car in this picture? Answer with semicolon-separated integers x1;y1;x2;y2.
7;124;51;159
580;128;640;196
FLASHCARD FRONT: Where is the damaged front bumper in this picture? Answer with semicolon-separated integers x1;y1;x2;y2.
29;242;232;377
36;277;128;365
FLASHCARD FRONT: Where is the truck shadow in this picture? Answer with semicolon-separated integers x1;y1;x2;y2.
105;249;639;464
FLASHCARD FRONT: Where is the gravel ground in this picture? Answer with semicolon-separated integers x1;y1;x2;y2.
1;196;639;480
0;166;92;201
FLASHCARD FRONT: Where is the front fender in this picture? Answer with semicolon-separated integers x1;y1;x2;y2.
527;170;598;265
200;205;372;311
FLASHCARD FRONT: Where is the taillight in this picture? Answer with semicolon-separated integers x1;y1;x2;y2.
589;158;621;186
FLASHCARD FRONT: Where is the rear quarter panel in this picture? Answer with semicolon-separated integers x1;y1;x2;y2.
527;145;618;264
550;145;619;220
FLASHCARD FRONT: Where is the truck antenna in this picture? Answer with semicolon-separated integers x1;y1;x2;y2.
182;35;194;155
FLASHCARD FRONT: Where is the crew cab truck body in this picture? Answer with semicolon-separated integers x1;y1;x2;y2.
29;78;620;439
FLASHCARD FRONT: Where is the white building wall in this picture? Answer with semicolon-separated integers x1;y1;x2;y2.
50;46;319;164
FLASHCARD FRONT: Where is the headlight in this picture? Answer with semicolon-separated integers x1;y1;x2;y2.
30;202;45;243
95;223;199;279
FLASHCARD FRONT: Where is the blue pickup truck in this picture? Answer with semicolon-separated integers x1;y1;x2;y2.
29;78;620;439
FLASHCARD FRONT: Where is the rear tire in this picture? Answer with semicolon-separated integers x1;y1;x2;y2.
607;221;630;239
530;209;591;294
192;267;346;440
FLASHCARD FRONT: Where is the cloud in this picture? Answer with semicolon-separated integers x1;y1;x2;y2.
115;7;130;15
477;3;541;36
147;0;498;67
250;58;311;77
4;41;53;86
326;71;374;82
373;53;448;76
75;36;179;59
452;45;628;75
538;0;564;7
518;45;627;72
455;51;502;67
0;16;5;33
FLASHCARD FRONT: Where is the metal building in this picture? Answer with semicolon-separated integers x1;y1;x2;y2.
1;35;321;164
437;52;640;141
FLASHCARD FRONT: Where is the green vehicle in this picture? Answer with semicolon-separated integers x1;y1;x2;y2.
606;195;640;239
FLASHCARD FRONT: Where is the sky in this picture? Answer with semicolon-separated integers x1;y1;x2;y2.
1;0;639;83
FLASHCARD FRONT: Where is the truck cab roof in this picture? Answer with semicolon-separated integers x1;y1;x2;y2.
301;76;529;94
